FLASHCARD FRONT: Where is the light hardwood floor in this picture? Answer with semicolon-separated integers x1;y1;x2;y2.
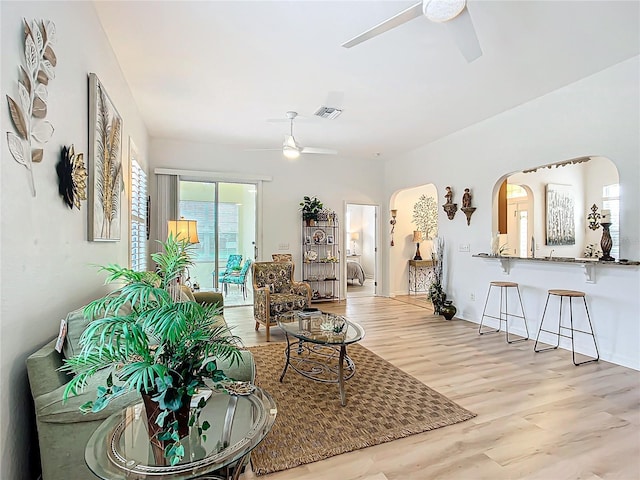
226;296;640;480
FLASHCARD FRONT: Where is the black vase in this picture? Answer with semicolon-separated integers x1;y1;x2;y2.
441;301;457;320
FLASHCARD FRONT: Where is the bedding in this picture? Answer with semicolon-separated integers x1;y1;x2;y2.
347;260;366;285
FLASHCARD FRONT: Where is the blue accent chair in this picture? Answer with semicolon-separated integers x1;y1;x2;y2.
214;254;243;287
221;259;253;299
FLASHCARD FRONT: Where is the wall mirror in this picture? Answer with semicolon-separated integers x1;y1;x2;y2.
492;156;619;260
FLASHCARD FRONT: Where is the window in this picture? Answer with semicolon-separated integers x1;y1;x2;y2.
131;159;148;271
602;184;620;258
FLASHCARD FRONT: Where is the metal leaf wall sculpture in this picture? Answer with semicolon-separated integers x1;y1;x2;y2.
5;18;57;196
56;145;87;210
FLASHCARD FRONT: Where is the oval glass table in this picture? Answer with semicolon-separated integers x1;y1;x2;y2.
85;387;276;480
277;311;365;406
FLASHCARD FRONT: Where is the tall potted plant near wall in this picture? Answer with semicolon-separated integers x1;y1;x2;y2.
299;196;323;226
62;235;243;466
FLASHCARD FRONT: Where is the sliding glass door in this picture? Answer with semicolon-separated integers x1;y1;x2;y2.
179;180;257;307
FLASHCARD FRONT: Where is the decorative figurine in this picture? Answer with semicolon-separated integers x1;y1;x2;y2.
443;186;457;220
462;188;471;208
460;187;476;225
445;186;453;205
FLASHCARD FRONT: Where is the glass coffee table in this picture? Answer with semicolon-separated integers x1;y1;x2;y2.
85;386;276;480
277;311;365;406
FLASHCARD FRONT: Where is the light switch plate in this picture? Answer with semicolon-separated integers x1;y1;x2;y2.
459;244;470;252
278;243;289;250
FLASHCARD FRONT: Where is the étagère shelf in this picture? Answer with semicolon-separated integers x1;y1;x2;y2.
302;213;340;303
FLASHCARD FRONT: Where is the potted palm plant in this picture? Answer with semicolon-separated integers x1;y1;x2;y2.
62;235;243;465
299;196;323;226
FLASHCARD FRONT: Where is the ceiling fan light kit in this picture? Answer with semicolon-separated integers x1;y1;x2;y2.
424;0;466;22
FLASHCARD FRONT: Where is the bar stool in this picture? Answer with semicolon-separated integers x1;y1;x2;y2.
479;281;529;343
534;289;599;366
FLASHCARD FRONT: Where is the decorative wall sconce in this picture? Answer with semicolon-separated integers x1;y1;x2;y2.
412;230;423;260
443;186;458;220
390;209;397;246
587;204;601;230
460;187;476;226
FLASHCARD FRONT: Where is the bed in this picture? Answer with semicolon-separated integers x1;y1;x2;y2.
347;260;366;285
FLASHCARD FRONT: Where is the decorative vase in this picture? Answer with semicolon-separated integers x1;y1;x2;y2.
441;300;457;320
142;393;191;464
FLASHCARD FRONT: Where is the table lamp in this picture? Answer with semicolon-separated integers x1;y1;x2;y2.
412;231;423;260
350;232;360;255
167;218;199;244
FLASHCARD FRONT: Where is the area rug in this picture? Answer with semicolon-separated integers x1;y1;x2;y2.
248;342;476;475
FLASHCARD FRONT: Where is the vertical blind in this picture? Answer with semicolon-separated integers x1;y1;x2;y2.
131;159;148;271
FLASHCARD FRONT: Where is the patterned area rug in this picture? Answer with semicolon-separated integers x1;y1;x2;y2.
248;342;476;476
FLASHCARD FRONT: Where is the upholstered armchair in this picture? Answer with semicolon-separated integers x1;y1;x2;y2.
252;261;312;341
271;253;293;262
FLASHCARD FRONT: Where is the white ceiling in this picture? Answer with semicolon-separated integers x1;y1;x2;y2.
94;1;640;161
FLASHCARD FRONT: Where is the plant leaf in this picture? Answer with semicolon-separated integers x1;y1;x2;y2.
37;70;49;86
32;97;47;118
41;59;55;80
25;32;38;74
18;82;30;115
7;132;28;167
6;95;28;139
44;45;57;67
31;19;44;53
32;148;43;163
19;66;31;93
32;121;54;143
35;83;47;102
44;20;57;45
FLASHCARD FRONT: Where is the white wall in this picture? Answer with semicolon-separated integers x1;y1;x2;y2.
148;139;384;298
382;57;640;370
1;3;149;479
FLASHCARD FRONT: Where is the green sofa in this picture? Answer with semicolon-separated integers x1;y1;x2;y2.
26;290;255;480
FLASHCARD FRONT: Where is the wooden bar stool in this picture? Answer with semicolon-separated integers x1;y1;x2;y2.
479;281;529;343
534;289;599;366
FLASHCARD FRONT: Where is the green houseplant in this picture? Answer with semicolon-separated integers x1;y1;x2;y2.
299;196;323;225
62;235;243;465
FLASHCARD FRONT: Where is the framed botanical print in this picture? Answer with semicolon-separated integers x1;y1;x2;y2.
88;73;123;241
545;183;575;246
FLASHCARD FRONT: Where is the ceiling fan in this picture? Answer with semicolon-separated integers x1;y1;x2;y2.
342;0;482;63
279;111;338;160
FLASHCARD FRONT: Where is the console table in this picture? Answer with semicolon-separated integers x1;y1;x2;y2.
408;259;435;294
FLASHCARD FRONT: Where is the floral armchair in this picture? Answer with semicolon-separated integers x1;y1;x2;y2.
252;261;311;341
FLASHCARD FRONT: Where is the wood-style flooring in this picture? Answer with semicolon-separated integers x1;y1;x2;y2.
224;296;640;480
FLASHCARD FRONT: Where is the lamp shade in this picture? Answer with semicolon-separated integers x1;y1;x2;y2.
168;219;199;244
412;231;423;243
350;232;360;241
390;209;398;217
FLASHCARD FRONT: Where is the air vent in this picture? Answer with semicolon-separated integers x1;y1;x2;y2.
313;106;343;119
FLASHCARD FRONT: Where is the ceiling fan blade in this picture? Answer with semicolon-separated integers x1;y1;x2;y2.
342;2;423;48
301;147;338;155
444;7;482;62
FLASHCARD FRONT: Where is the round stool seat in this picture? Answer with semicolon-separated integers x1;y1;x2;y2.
490;281;519;288
548;289;585;297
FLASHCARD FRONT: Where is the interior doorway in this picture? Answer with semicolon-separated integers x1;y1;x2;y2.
505;184;533;258
345;203;377;298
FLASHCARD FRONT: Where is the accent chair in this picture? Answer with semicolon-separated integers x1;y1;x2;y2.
251;261;311;341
